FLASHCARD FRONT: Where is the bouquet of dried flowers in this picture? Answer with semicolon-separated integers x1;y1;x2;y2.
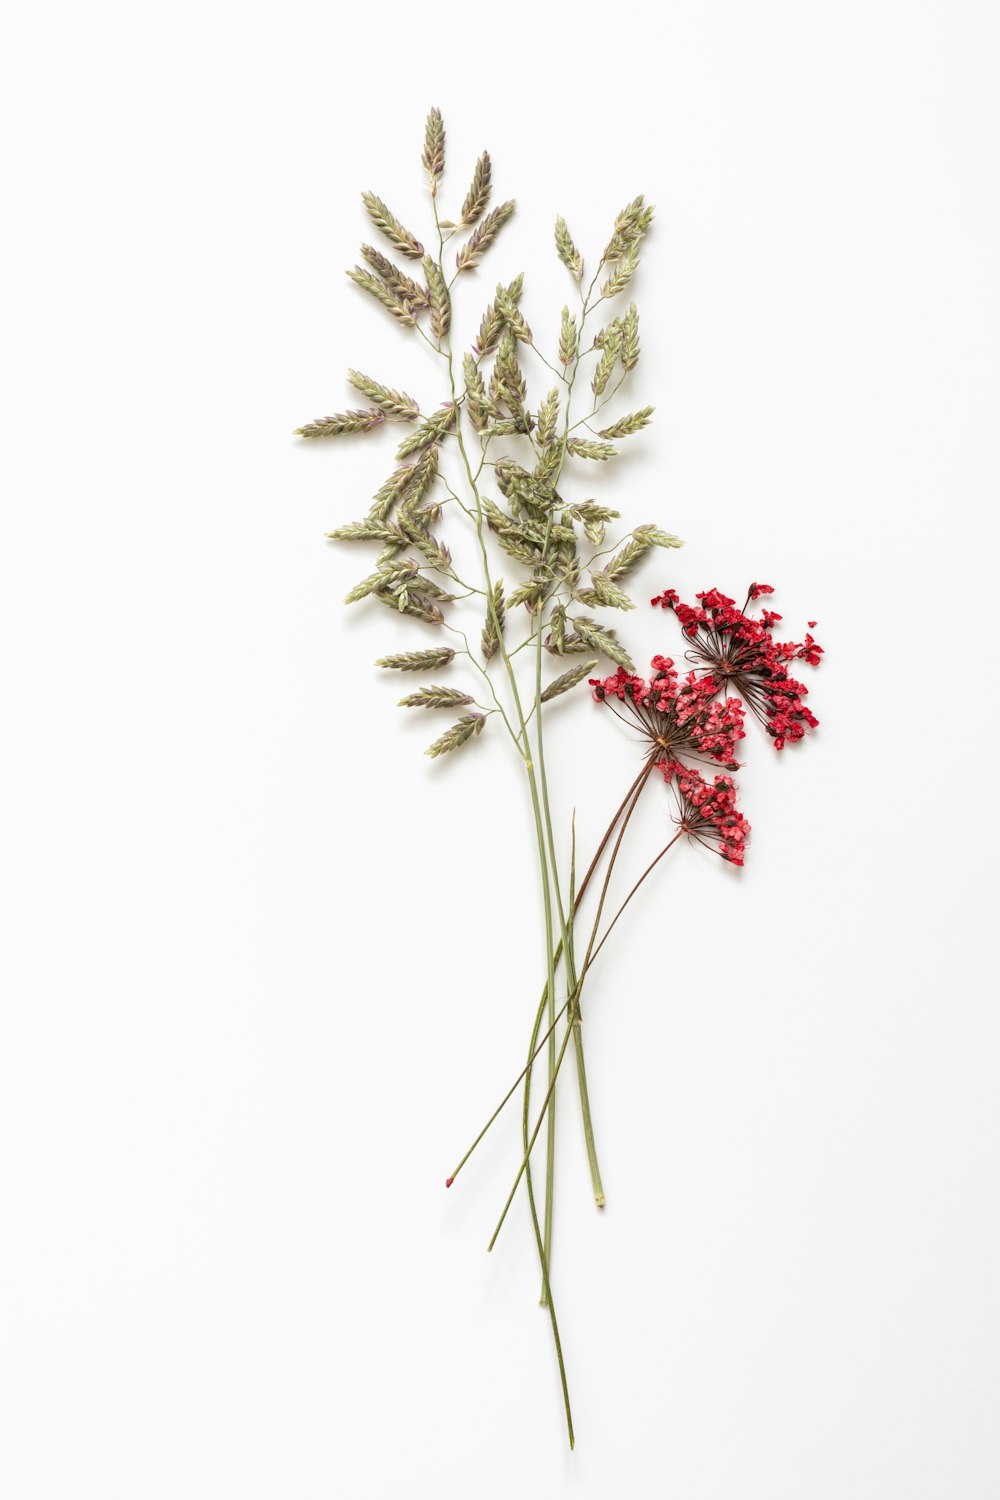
295;108;822;1447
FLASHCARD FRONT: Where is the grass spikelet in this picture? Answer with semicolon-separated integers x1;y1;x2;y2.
482;417;526;436
475;300;503;357
481;580;506;660
295;409;386;438
632;523;683;550
344;559;417;605
455;200;516;271
399;685;473;708
558;306;578;366
475;274;524;354
377;648;456;671
600;240;640;299
540;659;598;702
506;578;547;612
620;303;640;369
424;256;452;340
571;617;636;671
498;330;527;401
593;319;620;350
534;440;564;482
554;216;583;281
368;465;417;521
461;152;492;224
536;388;560;448
423;107;445;193
602;194;644;261
327;521;400;543
373;589;445;626
597;406;654;439
566;438;618;461
361;192;424;259
347;267;417;326
602;195;654;263
589;572;636;609
409;448;440;505
425;713;485;758
360;245;429;310
592;332;621;396
408;530;453;572
566;499;619;545
494;456;542;510
604;532;654;579
347;371;420;421
464;354;498;430
495;283;533;344
396;404;456;459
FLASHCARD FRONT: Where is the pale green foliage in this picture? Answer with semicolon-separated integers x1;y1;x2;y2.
298;110;678;772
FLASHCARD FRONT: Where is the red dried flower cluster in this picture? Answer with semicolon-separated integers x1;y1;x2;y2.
589;657;746;773
650;583;822;750
591;585;821;866
665;765;751;866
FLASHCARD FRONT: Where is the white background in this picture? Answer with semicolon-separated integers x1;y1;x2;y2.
2;2;999;1495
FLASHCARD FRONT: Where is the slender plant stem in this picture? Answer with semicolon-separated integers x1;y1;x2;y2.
447;762;651;1185
534;517;560;1300
433;199;570;1441
515;834;686;1224
532;266;608;1229
502;758;657;1252
447;995;571;1186
588;832;683;967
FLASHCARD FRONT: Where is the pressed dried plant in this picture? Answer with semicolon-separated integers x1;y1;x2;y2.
294;110;822;1448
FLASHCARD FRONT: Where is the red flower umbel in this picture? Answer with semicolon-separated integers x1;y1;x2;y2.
667;766;750;865
589;657;746;772
651;585;822;750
